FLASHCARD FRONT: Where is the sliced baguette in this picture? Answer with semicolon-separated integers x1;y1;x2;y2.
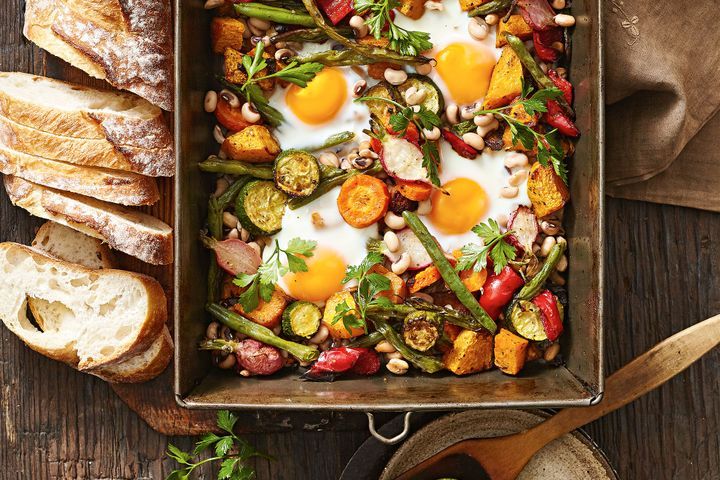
0;146;159;205
29;222;172;383
0;72;172;151
4;176;173;265
0;115;173;177
0;242;167;370
31;221;114;269
24;0;173;110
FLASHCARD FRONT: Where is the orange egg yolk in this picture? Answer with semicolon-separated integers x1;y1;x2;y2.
285;68;347;124
284;249;347;302
435;42;496;105
430;178;489;234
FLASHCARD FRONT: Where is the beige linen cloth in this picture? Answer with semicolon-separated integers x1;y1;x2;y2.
604;1;720;211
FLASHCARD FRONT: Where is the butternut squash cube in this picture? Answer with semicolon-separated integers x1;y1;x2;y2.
494;328;529;375
222;125;281;163
211;17;245;54
483;47;524;109
496;15;533;48
443;329;493;375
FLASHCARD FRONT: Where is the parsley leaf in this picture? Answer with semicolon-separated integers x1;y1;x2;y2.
456;219;517;274
354;0;432;56
233;239;317;312
333;252;391;334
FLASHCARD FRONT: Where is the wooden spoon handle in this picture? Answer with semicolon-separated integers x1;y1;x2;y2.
521;314;720;453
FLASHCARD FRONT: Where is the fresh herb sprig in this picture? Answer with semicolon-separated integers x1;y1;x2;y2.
354;0;433;56
333;252;394;334
356;95;442;186
456;219;517;275
468;83;568;183
166;410;270;480
228;43;324;126
234;238;317;312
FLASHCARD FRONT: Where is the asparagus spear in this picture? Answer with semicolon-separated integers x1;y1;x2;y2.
295;49;376;66
288;162;382;209
299;131;355;152
505;34;574;115
403;212;498;333
468;0;512;17
199;156;274;179
208;303;320;362
271;27;353;44
372;318;444;373
233;3;316;27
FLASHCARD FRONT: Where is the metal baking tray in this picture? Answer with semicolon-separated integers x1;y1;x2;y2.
174;0;604;412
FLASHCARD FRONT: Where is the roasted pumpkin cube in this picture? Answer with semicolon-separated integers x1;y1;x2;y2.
483;47;524;109
452;250;487;293
496;15;533;48
494;328;529;375
443;329;494;375
509;103;537;126
367;61;399;80
408;265;442;293
459;0;490;12
398;0;425;19
223;47;248;85
503;125;537;154
322;291;365;339
231;287;288;329
527;163;570;218
222;125;281;163
211;17;245;54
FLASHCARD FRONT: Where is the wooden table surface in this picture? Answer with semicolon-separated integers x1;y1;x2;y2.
1;3;719;479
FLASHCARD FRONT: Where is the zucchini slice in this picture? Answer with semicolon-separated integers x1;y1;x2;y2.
282;301;322;338
364;81;401;133
402;311;440;352
507;300;548;341
274;149;321;197
235;180;288;235
396;74;444;114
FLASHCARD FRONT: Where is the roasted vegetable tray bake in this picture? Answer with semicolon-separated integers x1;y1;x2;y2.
175;0;603;410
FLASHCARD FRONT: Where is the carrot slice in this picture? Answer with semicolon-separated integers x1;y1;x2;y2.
337;174;390;228
396;180;433;201
215;97;252;132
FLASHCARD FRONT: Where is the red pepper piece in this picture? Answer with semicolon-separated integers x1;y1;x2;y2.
317;0;354;24
370;136;383;154
532;289;564;341
547;69;573;104
544;100;580;137
403;122;421;147
532;29;562;63
441;129;477;159
478;266;525;320
351;348;381;375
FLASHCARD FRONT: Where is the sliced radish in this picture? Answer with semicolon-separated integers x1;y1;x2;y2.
201;235;261;276
395;228;434;270
380;137;429;183
507;206;539;254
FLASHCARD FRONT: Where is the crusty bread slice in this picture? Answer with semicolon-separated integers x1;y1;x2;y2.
0;115;173;177
28;222;172;383
0;72;172;151
4;176;173;265
24;0;173;110
0;243;167;370
31;221;114;269
0;146;160;206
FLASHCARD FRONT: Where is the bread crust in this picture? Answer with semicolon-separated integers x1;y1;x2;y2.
0;243;168;370
90;326;173;383
0;115;173;177
0;72;172;151
0;146;160;206
24;0;173;111
4;176;173;265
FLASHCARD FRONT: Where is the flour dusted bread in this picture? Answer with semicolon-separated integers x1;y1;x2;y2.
0;115;173;178
0;72;172;151
23;0;173;110
4;176;173;265
0;243;167;370
31;221;114;269
0;146;160;206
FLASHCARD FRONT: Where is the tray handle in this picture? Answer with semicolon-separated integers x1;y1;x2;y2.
366;412;412;445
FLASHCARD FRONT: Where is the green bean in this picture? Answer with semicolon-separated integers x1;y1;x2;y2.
373;318;444;373
515;242;567;301
271;27;353;44
199;156;274;178
505;34;574;115
233;3;316;27
288;162;382;209
368;299;484;331
347;331;385;348
300;0;430;66
403;212;498;333
300;131;355;152
468;0;512;17
295;49;376;66
207;303;320;362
